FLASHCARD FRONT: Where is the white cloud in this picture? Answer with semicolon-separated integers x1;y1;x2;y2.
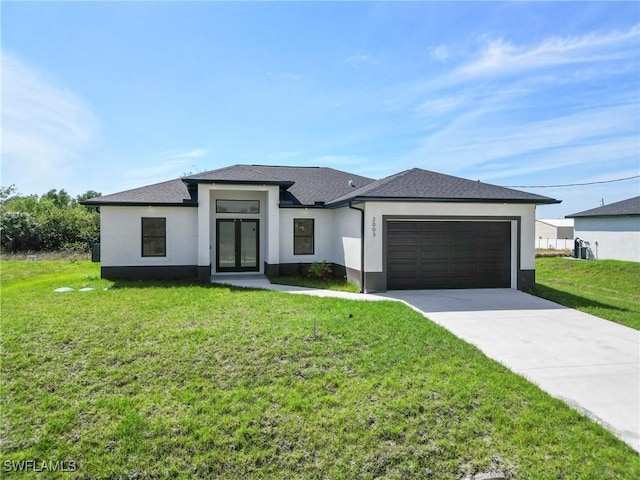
459;24;640;78
404;101;639;175
478;136;640;182
1;51;98;192
122;148;209;187
429;45;450;61
414;95;466;117
345;54;375;68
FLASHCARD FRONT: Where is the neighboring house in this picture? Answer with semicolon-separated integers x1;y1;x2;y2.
535;219;574;240
535;218;574;249
566;196;640;263
82;165;559;292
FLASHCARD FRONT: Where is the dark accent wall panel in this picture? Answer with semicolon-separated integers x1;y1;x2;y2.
102;265;198;281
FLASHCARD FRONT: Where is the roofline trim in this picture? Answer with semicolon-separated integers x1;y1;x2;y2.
328;196;561;207
566;213;640;218
80;201;198;208
182;178;295;188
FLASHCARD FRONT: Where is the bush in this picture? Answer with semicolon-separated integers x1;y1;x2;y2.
307;261;332;281
0;212;39;252
0;186;100;253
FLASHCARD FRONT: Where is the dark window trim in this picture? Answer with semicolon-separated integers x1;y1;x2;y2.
216;199;260;214
141;217;166;257
293;218;314;255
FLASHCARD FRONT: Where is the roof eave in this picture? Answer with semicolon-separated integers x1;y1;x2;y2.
182;178;294;188
328;196;561;208
566;213;640;219
80;201;198;207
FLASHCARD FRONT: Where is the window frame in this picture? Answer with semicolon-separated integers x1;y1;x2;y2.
293;218;315;255
141;217;166;257
216;199;260;214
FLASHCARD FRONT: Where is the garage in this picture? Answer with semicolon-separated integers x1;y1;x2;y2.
387;220;511;289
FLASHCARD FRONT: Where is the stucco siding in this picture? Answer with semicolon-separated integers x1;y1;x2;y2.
535;221;557;239
100;206;197;267
278;209;337;264
333;206;362;271
364;202;536;276
574;217;640;262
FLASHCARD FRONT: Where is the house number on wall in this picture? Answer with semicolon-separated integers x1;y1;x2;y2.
371;217;377;237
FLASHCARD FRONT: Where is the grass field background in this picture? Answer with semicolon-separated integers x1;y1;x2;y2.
2;260;639;479
533;257;640;330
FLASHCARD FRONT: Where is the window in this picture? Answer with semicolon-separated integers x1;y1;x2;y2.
216;200;260;214
142;217;166;257
294;218;314;255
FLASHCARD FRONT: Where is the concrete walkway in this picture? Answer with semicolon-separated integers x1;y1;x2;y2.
211;276;640;452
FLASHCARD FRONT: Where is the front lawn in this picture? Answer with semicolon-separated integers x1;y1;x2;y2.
269;275;360;292
2;261;638;479
533;257;640;330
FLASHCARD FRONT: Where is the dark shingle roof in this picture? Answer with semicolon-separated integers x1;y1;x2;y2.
329;168;559;205
82;165;375;206
81;178;195;206
183;164;294;184
182;164;376;205
566;196;640;218
81;165;559;207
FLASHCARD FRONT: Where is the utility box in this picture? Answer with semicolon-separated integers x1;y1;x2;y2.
91;243;100;262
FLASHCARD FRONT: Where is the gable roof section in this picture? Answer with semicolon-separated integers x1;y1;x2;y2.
83;164;376;207
81;178;196;206
81;165;559;207
329;168;559;205
181;164;376;205
566;196;640;218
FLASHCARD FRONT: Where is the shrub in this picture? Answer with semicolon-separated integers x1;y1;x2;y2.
307;261;332;281
0;212;39;252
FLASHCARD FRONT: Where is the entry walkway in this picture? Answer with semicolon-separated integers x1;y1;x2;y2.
211;276;640;452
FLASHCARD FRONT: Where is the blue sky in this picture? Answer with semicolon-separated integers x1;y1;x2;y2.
2;1;639;217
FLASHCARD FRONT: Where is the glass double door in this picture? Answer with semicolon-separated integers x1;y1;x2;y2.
216;219;259;272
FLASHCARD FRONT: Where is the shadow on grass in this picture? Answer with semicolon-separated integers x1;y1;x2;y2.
531;283;629;313
110;279;266;293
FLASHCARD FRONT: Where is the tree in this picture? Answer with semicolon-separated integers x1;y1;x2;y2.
0;185;17;202
76;190;102;213
0;185;101;253
42;189;75;208
76;190;102;203
0;212;39;252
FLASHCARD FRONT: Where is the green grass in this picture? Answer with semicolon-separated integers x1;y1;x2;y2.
533;257;640;330
269;275;360;292
2;260;639;479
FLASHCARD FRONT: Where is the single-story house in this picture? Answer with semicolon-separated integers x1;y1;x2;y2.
535;219;574;240
566;196;640;262
82;165;559;292
535;218;574;249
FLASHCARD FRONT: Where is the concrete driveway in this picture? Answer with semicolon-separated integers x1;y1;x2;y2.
379;288;640;452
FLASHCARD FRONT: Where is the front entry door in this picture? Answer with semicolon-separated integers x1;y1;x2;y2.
216;219;259;272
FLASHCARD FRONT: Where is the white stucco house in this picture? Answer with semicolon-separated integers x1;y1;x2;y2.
535;219;574;240
535;218;574;249
566;196;640;262
82;165;559;292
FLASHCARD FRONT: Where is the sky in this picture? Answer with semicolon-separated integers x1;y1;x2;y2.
1;1;639;218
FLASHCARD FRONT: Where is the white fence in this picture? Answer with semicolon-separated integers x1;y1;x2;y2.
536;238;573;250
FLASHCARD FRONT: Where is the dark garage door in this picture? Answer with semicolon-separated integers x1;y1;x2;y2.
387;221;511;289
